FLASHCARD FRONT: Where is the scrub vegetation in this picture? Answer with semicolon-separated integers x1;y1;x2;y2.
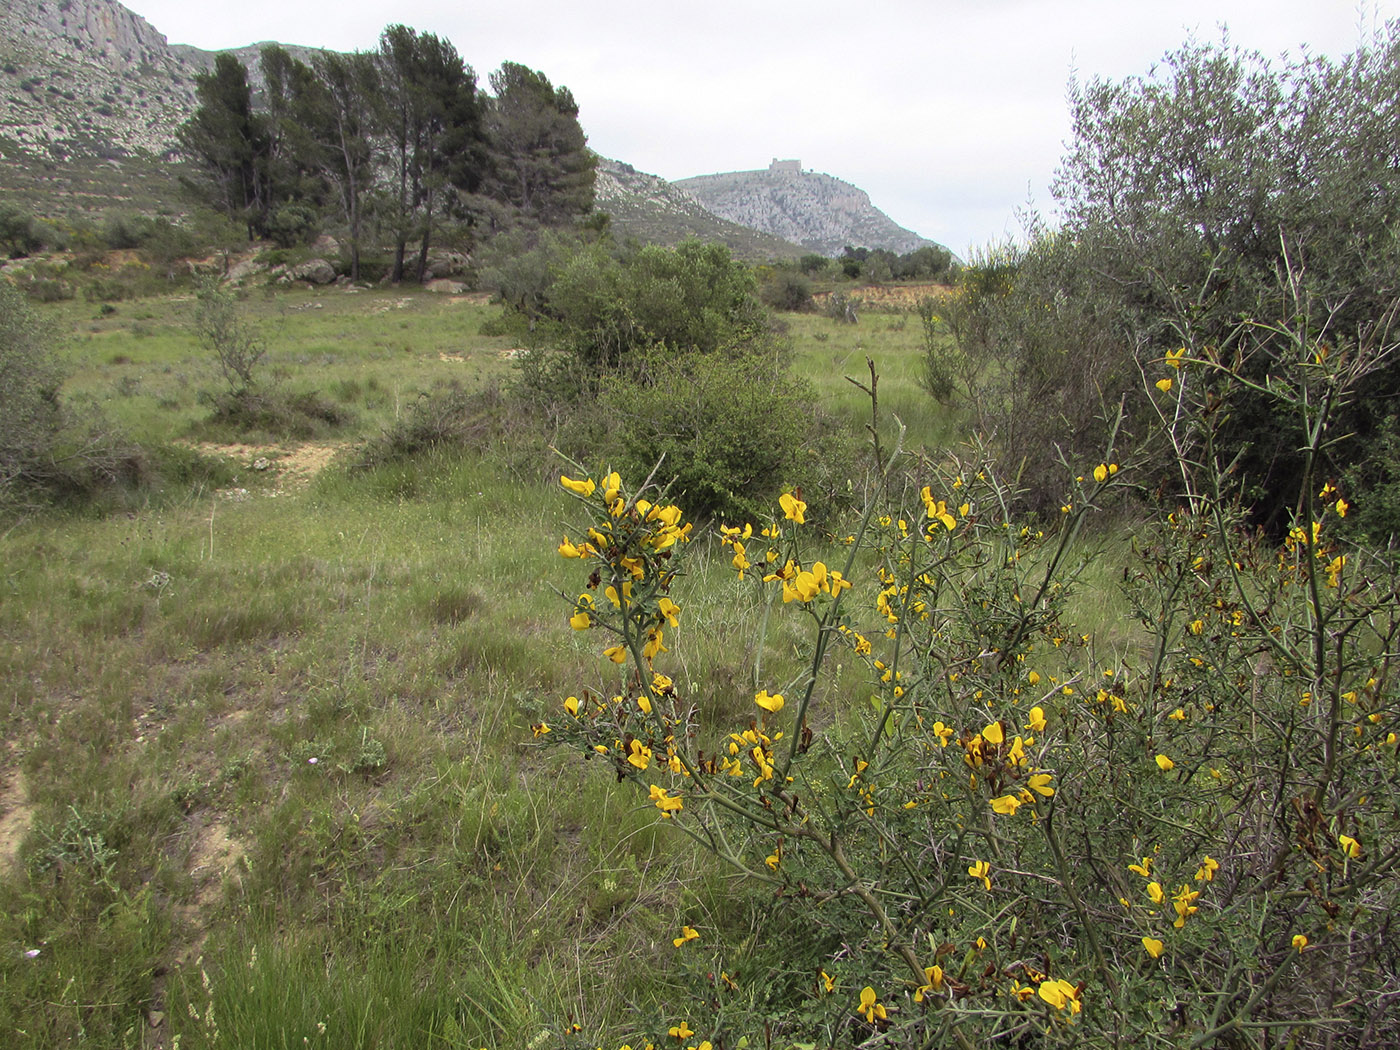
2;25;1400;1050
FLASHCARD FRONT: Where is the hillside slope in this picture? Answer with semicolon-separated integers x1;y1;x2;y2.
675;161;938;257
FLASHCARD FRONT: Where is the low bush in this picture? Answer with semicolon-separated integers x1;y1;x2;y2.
544;326;1400;1048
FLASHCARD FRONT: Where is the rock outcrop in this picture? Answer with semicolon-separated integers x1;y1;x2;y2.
675;162;938;258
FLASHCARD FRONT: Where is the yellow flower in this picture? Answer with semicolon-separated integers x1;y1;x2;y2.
1292;934;1308;953
1195;856;1219;882
1171;885;1200;928
649;783;683;817
1142;936;1164;959
564;696;579;716
560;474;596;497
1093;463;1108;483
779;491;807;524
604;645;627;664
668;1022;694;1040
672;925;699;948
856;986;887;1024
755;690;785;713
913;965;944;1002
602;471;621;505
821;970;836;993
1027;773;1055;797
968;859;991;890
1338;834;1362;859
932;721;954;746
658;597;681;628
764;847;780;871
981;721;1005;746
990;794;1022;816
1165;346;1186;369
1146;882;1164;904
1027;670;1041;687
1169;707;1186;721
1156;377;1174;393
1336;497;1349;518
627;739;652;770
1026;706;1047;733
531;722;550;737
1128;857;1152;877
1155;754;1175;771
1037;978;1080;1013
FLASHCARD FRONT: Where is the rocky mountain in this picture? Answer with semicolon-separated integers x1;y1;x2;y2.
675;160;938;258
595;159;802;259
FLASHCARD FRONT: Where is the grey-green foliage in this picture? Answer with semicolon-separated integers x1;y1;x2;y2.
952;28;1400;524
194;278;266;393
517;238;771;386
0;279;62;492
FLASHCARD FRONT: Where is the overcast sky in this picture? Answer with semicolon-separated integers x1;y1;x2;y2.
120;0;1398;256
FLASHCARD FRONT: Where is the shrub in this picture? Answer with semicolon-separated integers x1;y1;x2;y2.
599;347;815;522
194;277;266;393
544;330;1400;1048
0;279;63;493
759;269;813;313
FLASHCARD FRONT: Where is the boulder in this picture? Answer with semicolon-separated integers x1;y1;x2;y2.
290;258;337;285
311;234;342;257
424;279;468;294
423;251;469;279
225;255;268;283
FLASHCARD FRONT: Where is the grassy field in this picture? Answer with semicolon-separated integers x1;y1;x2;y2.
0;284;955;1048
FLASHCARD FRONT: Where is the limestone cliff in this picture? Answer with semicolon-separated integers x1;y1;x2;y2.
674;161;936;258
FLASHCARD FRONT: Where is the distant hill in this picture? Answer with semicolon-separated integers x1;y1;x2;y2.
675;160;940;258
595;159;802;260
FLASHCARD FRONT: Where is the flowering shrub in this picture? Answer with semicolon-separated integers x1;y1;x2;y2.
545;331;1400;1047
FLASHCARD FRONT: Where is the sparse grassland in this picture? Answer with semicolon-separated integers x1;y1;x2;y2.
0;284;950;1048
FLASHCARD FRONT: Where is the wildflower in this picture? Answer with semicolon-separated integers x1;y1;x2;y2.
1037;978;1081;1013
563;696;579;716
982;721;1005;746
1169;707;1186;721
668;1022;694;1040
1146;882;1164;904
755;690;785;714
1336;498;1349;517
779;491;807;524
932;721;954;746
558;536;589;558
560;474;595;497
1338;834;1362;859
1156;378;1174;393
531;722;550;737
649;784;683;817
672;926;699;948
627;740;652;770
1195;856;1219;882
821;970;836;993
1165;347;1186;369
1026;706;1047;733
990;794;1022;816
1292;934;1308;953
1128;857;1152;877
764;847;780;871
604;645;626;664
856;987;887;1024
1093;463;1109;483
1171;885;1200;928
914;965;944;1002
1142;937;1164;959
1027;671;1041;686
1027;773;1055;797
569;593;595;631
968;859;991;890
658;597;681;628
1155;754;1175;771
